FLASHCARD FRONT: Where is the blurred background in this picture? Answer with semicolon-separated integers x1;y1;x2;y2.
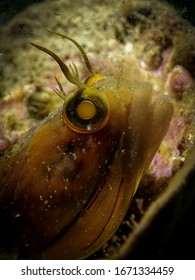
0;0;195;26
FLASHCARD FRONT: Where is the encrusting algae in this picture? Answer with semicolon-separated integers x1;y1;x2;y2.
0;32;173;259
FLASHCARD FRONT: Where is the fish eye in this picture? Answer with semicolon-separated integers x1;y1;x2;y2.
63;88;110;133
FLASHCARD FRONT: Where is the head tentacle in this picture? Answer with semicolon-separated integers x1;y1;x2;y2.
29;42;84;88
47;30;96;76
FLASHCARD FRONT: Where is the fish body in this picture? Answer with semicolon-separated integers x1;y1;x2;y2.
0;33;173;259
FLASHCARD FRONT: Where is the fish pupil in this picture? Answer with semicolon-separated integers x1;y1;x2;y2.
77;100;97;120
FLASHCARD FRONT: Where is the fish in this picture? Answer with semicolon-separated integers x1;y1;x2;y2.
0;32;174;259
